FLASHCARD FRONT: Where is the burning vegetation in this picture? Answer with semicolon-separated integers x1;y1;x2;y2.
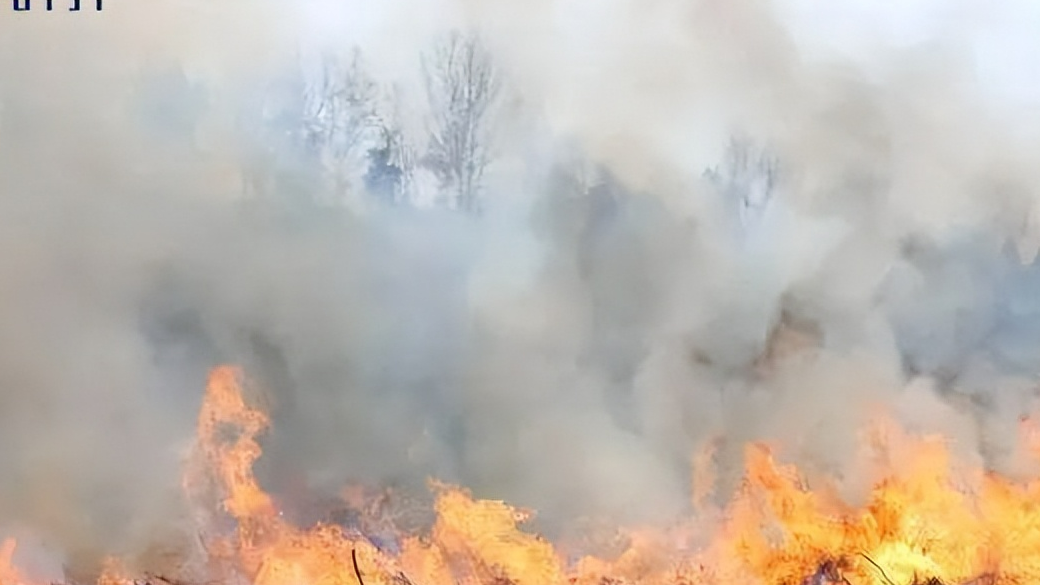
2;367;1038;585
9;3;1040;585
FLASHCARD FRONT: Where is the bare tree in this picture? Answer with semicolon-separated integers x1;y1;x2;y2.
302;47;382;202
365;84;417;206
703;135;780;229
239;47;385;209
303;49;379;159
421;30;501;213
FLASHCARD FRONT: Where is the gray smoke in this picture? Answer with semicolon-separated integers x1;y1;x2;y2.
3;0;1040;578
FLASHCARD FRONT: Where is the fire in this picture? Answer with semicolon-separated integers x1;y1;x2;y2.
0;539;26;585
684;419;1040;585
9;366;1040;585
185;366;565;585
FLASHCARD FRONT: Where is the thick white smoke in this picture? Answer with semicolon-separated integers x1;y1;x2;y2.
4;0;1040;577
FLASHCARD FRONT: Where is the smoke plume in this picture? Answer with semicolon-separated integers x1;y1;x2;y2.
3;0;1040;577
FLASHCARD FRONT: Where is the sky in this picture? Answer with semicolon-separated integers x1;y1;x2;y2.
302;0;1040;104
779;0;1040;111
290;0;1040;151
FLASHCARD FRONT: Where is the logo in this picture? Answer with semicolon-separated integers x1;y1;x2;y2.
14;0;101;10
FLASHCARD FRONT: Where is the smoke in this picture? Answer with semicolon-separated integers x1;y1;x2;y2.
3;0;1040;576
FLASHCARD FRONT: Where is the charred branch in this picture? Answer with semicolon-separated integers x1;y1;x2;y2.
352;548;365;585
858;554;896;585
46;560;1004;585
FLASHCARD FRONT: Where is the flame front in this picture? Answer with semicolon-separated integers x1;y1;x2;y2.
183;366;567;585
14;366;1040;585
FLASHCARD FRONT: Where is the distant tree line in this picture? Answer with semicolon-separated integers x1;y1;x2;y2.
235;30;504;215
130;29;781;226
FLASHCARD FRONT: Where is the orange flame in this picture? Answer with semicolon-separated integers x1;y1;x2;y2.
10;366;1040;585
0;539;25;585
185;366;566;585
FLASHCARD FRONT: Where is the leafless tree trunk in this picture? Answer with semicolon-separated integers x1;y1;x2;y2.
421;30;501;214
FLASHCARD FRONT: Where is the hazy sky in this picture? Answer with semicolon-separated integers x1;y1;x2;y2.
292;0;1040;123
780;0;1040;109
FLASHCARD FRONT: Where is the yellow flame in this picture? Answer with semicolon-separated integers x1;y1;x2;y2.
10;365;1040;585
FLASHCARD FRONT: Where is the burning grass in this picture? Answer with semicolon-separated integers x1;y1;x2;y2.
6;366;1040;585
